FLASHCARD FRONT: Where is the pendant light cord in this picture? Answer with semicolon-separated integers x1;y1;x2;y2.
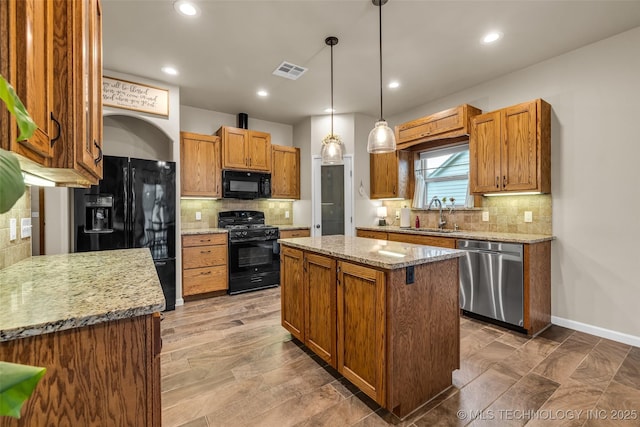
331;42;334;136
378;0;384;121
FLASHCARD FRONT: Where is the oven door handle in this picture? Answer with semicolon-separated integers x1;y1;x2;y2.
229;237;278;244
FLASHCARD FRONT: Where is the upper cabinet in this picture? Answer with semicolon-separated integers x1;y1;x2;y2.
470;99;551;194
395;104;482;150
271;145;300;199
216;126;272;172
1;0;103;186
370;150;411;199
180;132;221;197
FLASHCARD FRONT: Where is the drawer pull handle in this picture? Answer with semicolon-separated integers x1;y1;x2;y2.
200;271;212;276
200;239;210;243
200;250;211;254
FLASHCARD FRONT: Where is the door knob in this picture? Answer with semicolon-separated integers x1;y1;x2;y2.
315;224;320;229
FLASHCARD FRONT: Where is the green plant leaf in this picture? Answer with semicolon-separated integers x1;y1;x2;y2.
0;74;37;142
0;362;46;419
0;149;25;214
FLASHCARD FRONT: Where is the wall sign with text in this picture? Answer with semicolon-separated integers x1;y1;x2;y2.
103;77;169;117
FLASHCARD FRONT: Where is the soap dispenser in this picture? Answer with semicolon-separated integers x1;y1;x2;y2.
415;215;420;228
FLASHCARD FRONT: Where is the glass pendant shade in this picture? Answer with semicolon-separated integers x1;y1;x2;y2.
321;135;344;165
367;120;396;153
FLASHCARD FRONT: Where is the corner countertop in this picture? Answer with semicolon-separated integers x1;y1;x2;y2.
181;228;228;235
278;235;463;270
0;249;165;343
275;225;311;231
356;226;555;244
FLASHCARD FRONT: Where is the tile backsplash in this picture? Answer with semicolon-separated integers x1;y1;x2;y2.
382;194;552;235
0;189;32;270
181;199;294;229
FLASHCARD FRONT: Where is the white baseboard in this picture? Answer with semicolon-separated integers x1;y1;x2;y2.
551;316;640;347
176;298;184;307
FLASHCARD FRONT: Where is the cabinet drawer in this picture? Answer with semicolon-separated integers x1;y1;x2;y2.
387;233;456;249
280;229;310;239
182;245;227;269
182;233;227;247
183;266;228;296
356;230;388;240
397;106;464;143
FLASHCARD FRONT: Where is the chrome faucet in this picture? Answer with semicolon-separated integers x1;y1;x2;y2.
428;196;447;230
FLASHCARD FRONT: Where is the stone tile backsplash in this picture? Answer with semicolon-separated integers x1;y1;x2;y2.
382;194;552;235
181;199;294;229
0;189;32;270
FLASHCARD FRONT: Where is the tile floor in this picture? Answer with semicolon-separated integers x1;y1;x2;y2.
160;288;640;427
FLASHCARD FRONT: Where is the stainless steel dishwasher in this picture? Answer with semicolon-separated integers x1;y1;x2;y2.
458;239;524;331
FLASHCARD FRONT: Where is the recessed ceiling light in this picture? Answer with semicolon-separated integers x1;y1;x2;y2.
388;81;400;89
162;66;178;75
482;31;503;44
257;90;268;97
324;108;335;113
174;1;200;17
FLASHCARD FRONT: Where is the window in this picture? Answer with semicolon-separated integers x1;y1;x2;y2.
412;144;469;208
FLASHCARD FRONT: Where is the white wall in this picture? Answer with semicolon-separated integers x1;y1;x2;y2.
293;117;311;225
103;115;172;161
353;113;380;228
388;26;640;341
44;187;71;255
180;105;293;146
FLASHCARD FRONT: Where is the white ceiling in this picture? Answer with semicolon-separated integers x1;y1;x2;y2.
102;0;640;125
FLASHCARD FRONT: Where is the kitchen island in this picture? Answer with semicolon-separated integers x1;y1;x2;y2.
0;249;165;426
279;235;464;418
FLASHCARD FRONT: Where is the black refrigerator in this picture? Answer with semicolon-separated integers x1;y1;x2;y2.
73;155;176;310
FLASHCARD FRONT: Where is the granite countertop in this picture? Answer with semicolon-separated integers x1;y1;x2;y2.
275;225;311;231
278;235;463;270
0;249;165;342
357;225;555;244
181;228;228;235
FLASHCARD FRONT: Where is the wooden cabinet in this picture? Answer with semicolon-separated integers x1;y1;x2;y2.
370;150;411;199
470;99;551;194
524;241;551;335
1;0;104;186
387;232;456;249
180;132;221;197
279;228;310;239
217;126;271;172
337;261;386;404
271;145;300;199
395;104;482;150
181;233;228;296
0;314;162;427
280;246;305;341
305;253;337;366
356;229;388;240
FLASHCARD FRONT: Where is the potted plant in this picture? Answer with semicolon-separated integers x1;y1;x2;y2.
0;74;46;419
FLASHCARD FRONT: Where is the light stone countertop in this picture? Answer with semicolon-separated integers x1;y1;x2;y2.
0;249;165;342
181;228;228;235
357;226;555;244
278;235;464;270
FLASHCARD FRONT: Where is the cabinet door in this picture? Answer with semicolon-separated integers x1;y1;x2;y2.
221;127;248;169
280;246;305;341
180;133;221;197
271;145;300;199
12;0;54;161
370;151;398;198
470;111;501;194
337;261;386;405
502;101;537;191
247;130;271;171
304;253;337;367
89;0;103;178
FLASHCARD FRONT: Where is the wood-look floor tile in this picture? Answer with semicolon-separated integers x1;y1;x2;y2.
466;340;518;372
372;386;459;427
176;417;210;427
526;379;603;427
583;381;640;427
537;325;575;343
570;339;630;390
460;327;505;358
532;333;599;383
469;373;559;427
350;411;400;427
494;336;559;378
614;347;640;391
415;368;519;427
496;331;531;349
293;393;377;427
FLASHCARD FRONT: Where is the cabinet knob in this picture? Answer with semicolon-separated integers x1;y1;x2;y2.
50;112;61;147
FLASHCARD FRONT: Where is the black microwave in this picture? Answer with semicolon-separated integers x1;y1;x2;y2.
222;170;271;199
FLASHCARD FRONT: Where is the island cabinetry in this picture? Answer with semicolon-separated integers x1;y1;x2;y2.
387;232;456;249
0;314;162;427
305;253;337;366
271;145;300;199
180;132;221;197
279;229;310;239
470;99;551;194
337;261;386;405
217;126;271;172
280;246;305;341
370;150;411;199
181;233;228;296
356;229;388;240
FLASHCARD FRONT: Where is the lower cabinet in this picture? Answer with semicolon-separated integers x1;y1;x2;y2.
279;228;311;239
387;232;456;249
305;253;337;366
181;233;228;296
280;246;304;341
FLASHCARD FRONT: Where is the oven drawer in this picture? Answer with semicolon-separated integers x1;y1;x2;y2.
182;266;228;296
183;245;227;269
183;233;227;247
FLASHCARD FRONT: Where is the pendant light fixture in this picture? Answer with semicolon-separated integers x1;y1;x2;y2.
321;36;344;165
367;0;396;154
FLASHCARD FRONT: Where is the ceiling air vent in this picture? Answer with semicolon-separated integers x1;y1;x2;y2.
272;61;308;80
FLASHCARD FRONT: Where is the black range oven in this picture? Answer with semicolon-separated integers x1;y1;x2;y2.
219;211;279;295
